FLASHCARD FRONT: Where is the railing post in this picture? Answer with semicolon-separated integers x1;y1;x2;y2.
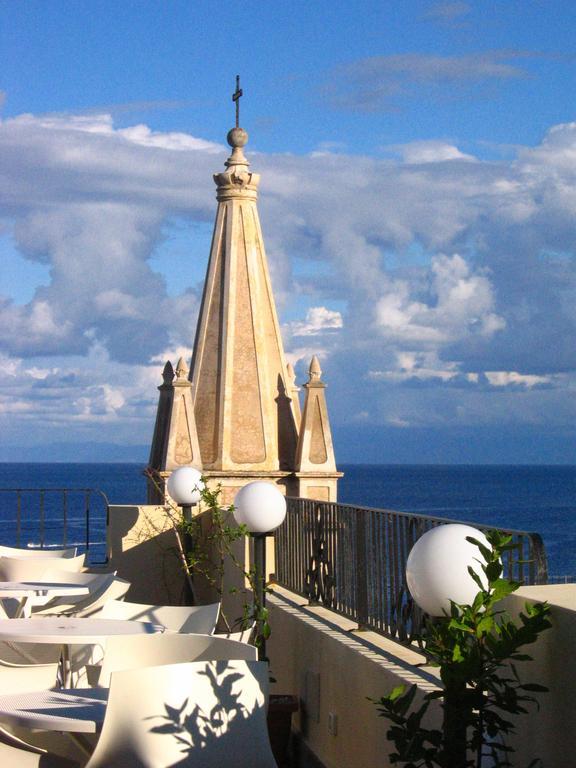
39;490;45;547
16;491;21;547
355;508;369;631
62;490;68;546
85;491;91;558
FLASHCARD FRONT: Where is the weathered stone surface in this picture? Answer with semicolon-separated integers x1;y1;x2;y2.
148;115;341;504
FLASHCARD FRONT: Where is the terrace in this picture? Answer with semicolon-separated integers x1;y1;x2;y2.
0;486;570;767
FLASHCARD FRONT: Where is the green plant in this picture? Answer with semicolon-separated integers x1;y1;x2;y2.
372;530;552;768
144;468;271;647
190;480;273;648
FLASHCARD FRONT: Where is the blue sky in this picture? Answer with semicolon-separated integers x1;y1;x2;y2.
0;0;575;463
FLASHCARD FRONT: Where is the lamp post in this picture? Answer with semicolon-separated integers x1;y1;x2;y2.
166;466;204;601
233;481;287;661
406;523;491;768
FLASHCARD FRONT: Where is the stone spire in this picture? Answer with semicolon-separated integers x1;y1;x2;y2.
188;101;299;493
147;83;340;503
294;356;340;501
147;357;202;502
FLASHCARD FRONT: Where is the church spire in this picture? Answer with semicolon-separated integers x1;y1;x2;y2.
148;82;340;503
189;81;298;484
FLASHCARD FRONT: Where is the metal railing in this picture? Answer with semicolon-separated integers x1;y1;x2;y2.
0;488;110;565
274;498;548;643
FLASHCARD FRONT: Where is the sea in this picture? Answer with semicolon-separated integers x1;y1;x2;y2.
0;463;574;579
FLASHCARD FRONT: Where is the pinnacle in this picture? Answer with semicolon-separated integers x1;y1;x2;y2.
175;357;189;379
309;355;322;381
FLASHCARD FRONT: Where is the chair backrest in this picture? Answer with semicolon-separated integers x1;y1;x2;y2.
0;554;86;581
0;740;75;768
96;633;258;687
31;570;127;616
85;660;276;768
98;599;220;634
0;661;59;693
218;622;256;644
0;545;77;559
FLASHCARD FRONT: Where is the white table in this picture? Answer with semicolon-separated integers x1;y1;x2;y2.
0;617;167;685
0;687;108;733
0;581;89;618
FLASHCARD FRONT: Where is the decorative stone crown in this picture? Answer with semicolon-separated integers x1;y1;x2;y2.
214;126;260;201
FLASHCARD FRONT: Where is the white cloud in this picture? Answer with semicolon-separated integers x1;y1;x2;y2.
423;1;471;25
324;51;536;111
484;371;553;389
374;254;505;346
287;306;343;337
391;140;476;164
1;110;576;444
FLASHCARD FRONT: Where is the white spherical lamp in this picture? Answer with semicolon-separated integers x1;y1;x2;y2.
167;466;204;506
233;481;287;533
406;524;491;616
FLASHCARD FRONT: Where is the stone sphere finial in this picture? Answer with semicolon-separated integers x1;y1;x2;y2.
227;127;248;149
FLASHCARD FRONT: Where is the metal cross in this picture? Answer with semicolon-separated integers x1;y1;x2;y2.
232;75;243;128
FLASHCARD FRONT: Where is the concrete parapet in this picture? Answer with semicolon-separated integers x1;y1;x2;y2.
267;587;440;768
503;584;576;768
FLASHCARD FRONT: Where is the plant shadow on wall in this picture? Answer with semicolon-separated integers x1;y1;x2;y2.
149;666;250;756
372;531;552;768
144;469;269;646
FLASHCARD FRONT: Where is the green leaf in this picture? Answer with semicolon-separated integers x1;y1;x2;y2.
389;685;406;702
492;578;518;601
466;536;493;563
467;565;485;592
486;560;503;582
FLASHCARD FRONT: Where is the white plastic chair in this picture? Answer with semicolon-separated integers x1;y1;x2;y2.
67;597;213;687
0;600;61;666
85;660;277;767
96;599;220;634
91;632;258;687
0;545;77;559
0;554;86;581
0;660;86;764
30;571;129;616
218;622;256;644
0;740;79;767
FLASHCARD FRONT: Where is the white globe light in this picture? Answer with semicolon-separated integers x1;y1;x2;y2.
167;466;204;506
233;482;287;533
406;524;491;616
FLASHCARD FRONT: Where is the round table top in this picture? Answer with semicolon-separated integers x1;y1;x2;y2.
0;687;108;733
0;616;166;643
0;581;89;598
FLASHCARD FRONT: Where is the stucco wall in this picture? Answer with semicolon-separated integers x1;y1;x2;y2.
267;588;441;768
107;504;187;604
502;584;576;768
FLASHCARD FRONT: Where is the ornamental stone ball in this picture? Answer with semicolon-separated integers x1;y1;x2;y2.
227;127;248;149
406;523;491;616
167;466;204;506
233;481;287;533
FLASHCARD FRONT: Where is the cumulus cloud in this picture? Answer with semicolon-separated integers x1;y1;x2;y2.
390;140;476;164
287;306;343;337
375;254;505;346
1;110;576;444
